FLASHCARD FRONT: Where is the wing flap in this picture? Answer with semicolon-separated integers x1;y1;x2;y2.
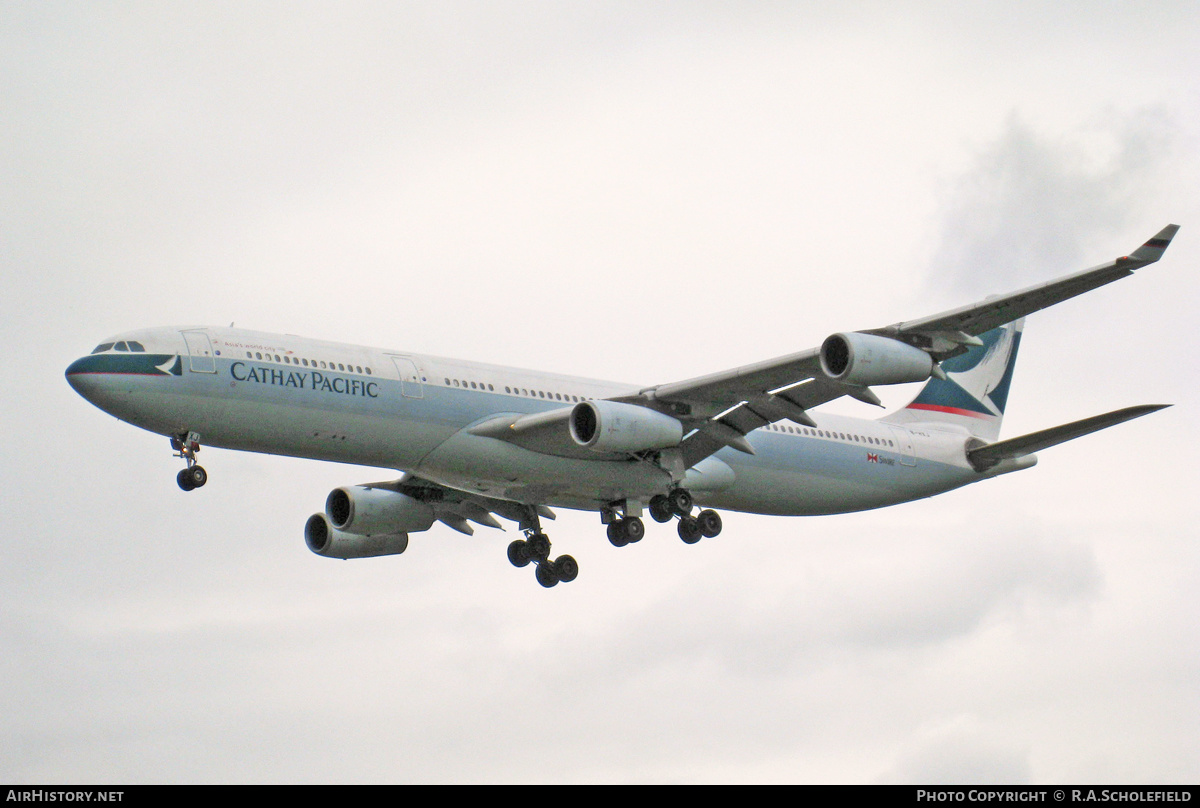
647;349;823;410
366;474;552;531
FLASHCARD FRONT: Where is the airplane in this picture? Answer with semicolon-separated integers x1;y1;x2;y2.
66;225;1178;588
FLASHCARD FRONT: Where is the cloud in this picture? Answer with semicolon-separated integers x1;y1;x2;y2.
929;111;1178;297
878;714;1032;784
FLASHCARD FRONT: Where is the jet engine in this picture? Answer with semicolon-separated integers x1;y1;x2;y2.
325;486;436;535
569;399;684;453
305;513;410;559
820;332;934;386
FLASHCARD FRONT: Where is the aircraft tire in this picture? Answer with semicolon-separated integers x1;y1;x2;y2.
507;539;532;568
649;495;673;523
176;469;196;492
623;517;645;543
697;509;722;538
668;488;693;517
554;555;579;583
678;516;702;544
535;562;560;588
188;465;208;488
607;522;628;548
528;533;551;561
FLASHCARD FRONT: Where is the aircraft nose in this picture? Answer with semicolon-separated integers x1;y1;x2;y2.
65;356;101;400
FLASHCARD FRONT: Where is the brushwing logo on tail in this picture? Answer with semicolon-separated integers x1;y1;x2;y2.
906;321;1022;420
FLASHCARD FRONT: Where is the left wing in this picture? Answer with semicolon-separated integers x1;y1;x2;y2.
619;224;1179;467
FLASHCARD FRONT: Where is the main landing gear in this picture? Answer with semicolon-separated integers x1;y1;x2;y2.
645;488;723;545
606;489;723;547
505;491;723;589
506;508;578;589
172;431;208;492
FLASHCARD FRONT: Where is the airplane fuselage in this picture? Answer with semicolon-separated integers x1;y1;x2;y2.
62;227;1176;586
67;326;998;518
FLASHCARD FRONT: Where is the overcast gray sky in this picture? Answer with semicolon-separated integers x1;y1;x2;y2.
2;2;1197;784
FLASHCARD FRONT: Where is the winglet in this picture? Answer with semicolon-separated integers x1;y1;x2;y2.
1126;224;1180;264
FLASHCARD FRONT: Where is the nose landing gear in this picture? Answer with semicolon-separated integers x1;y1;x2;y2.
172;431;208;491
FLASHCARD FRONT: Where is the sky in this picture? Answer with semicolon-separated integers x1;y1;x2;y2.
2;1;1198;784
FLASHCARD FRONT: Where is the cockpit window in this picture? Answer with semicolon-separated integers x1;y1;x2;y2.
114;342;129;352
91;343;115;354
127;341;145;352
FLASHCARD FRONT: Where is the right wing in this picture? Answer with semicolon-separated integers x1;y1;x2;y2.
462;225;1178;471
867;224;1180;344
622;225;1179;467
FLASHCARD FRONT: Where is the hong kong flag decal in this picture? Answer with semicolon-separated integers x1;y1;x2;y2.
867;453;879;463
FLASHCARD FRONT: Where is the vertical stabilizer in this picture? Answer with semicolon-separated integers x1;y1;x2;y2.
882;318;1023;441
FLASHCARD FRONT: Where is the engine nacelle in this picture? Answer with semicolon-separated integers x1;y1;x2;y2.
820;332;934;386
325;486;436;536
305;513;409;559
569;399;684;453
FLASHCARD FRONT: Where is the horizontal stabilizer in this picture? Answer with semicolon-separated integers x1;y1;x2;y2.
967;404;1170;471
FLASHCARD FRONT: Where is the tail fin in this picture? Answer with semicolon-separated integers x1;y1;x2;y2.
882;318;1023;441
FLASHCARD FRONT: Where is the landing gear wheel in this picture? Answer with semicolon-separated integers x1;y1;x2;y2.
649;495;674;523
668;488;693;517
623;517;645;543
187;465;207;488
507;539;532;568
554;555;579;583
607;517;644;547
177;468;196;491
527;533;551;561
678;516;702;544
535;562;560;588
697;509;722;538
